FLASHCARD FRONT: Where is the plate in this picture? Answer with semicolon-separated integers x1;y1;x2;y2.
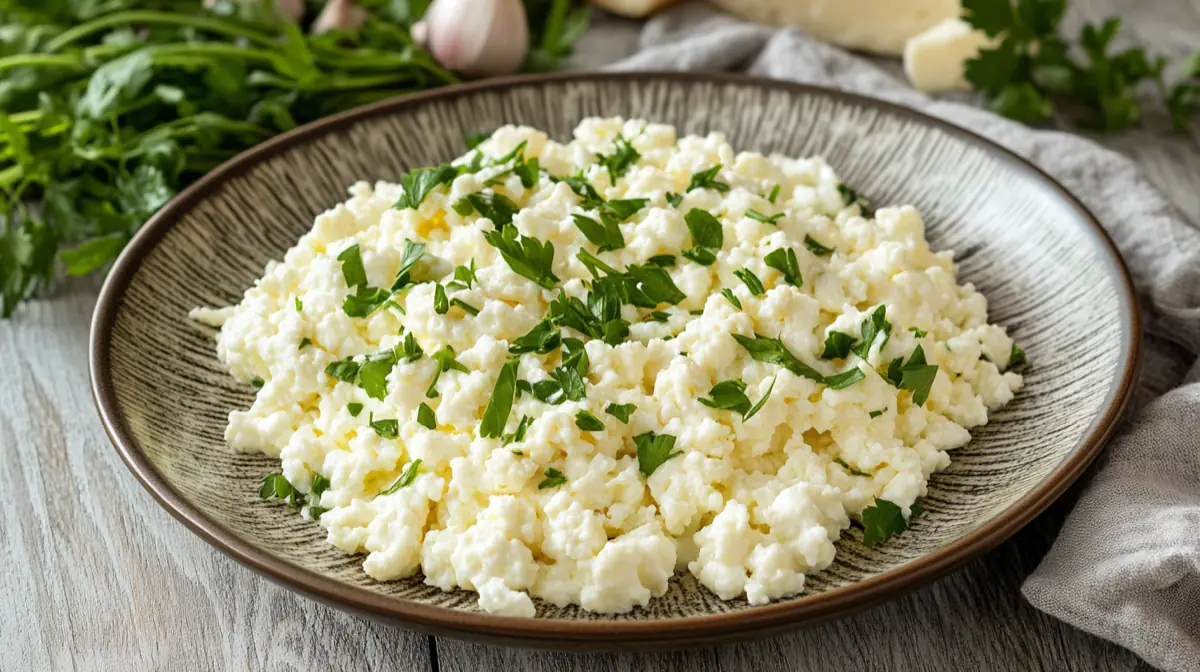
90;71;1139;650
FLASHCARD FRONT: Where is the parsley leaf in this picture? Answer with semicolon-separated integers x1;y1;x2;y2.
451;298;480;316
503;415;532;446
369;415;399;439
396;164;456;210
391;240;427;291
514;157;541;189
325;358;360;382
767;184;781;204
898;345;939;407
380;460;422;495
605;403;636;424
648;255;676;267
746;209;783;225
833;457;872;477
734;268;765;296
571;213;625;252
484;226;559;289
635;432;682;477
823;367;866;390
343;286;391;318
869;409;885;419
298;337;312;350
337;243;368;288
851;306;891;359
627;263;687;306
561;176;605;209
837;183;874;216
480;358;518;438
699;379;751;415
666;192;684;208
538;467;568;489
763;247;802;287
597;135;640;183
510;319;563;355
684;209;724;249
400;332;424;362
347;402;364;417
452;260;477;289
687;165;730;193
433;283;449;314
426;346;468;398
417;402;437;430
357;350;397;400
464;131;489;150
259;473;297;504
908;327;928;338
721;288;742;309
465;192;520;227
861;498;916;547
682;246;717;266
821;332;855;360
603;198;649;221
575;410;605;432
1009;342;1028;368
295;297;303;312
804;235;835;256
743;376;777;421
733;333;826;382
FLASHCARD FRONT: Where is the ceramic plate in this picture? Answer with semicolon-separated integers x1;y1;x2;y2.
90;72;1139;650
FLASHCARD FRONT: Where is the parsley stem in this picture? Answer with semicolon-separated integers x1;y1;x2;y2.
43;11;278;52
0;53;84;73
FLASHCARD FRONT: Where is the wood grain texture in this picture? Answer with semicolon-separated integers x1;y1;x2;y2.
3;2;1198;671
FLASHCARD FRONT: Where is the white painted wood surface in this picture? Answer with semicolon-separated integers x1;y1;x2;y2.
4;2;1198;669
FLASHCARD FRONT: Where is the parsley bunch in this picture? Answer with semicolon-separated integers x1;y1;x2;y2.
963;0;1200;130
0;0;589;317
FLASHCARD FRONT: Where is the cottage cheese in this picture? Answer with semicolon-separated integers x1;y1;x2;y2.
194;118;1023;617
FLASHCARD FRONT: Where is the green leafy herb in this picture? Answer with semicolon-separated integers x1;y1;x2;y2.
502;415;532;446
380;459;422;496
575;410;605;432
357;350;397;400
451;298;480;316
682;246;717;266
484;226;559;289
833;457;872;477
646;310;671;323
605;403;636;424
259;473;298;506
343;285;391;318
635;432;682;477
347;402;364;417
743;376;777;421
295;297;303;312
510;319;562;355
734;268;765;296
298;337;312;350
720;288;742;309
370;416;399;439
417;402;437;430
602;198;648;221
821;332;855;360
627;263;687;306
897;345;939;407
837;184;874;216
861;498;916;547
597;135;640;184
687;165;730;193
480;358;519;438
561;176;605;209
804;235;835;256
648;254;676;267
763;247;801;287
767;184;781;204
400;332;424;362
571;213;625;252
699;379;751;415
908;327;928;338
325;358;360;382
452;260;477;289
746;209;783;225
514;157;541;189
391;240;427;292
1009;342;1028;368
338;243;368;289
666;192;684;207
538;467;568;490
250;376;265;391
851;305;891;359
464;131;489;150
452;197;475;216
684;209;723;249
396;164;456;210
426;346;468;398
733;333;826;382
823;367;866;390
868;409;885;419
466;192;521;228
433;283;449;314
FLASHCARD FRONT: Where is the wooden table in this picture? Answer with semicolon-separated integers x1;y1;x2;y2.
5;3;1198;670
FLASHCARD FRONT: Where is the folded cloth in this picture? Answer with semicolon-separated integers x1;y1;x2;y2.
605;4;1200;670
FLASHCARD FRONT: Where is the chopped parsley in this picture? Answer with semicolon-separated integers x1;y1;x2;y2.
514;156;541;189
509;319;562;355
687;164;730;193
251;376;265;390
463;192;520;227
426;345;468;398
605;403;636;424
746;209;783;225
646;311;671;323
484;226;559;289
721;288;742;309
575;410;605;432
380;459;422;495
861;498;917;547
399;332;424;362
734;268;765;296
451;298;480;316
682;246;717;266
337;243;368;288
571;213;625;253
396;164;456;210
895;345;938;407
635;431;682;477
538;467;567;489
823;367;866;390
416;402;436;430
684;209;723;248
294;297;303;312
464;130;488;150
603;198;649;221
433;283;449;314
837;183;873;216
648;255;676;267
342;286;391;318
548;286;630;346
763;247;802;287
369;415;399;439
561;176;605;209
699;377;776;421
804;235;835;256
357;350;397;400
767;184;781;204
259;473;301;506
492;140;528;166
851;306;891;359
480;358;519;439
450;260;477;290
743;376;777;421
597;135;641;184
666;192;684;208
390;239;427;292
325;358;360;382
503;415;532;446
1009;343;1028;368
347;402;364;417
298;337;312;350
833;457;872;477
733;333;826;382
821;332;855;360
868;409;885;418
908;327;928;338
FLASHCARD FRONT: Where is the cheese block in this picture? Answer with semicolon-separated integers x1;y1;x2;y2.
709;0;959;56
903;18;996;93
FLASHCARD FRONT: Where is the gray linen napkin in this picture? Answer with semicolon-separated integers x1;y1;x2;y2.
604;4;1200;670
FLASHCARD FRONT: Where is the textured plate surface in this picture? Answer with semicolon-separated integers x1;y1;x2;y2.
90;72;1139;650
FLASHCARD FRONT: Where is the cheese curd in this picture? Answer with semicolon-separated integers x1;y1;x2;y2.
195;118;1023;617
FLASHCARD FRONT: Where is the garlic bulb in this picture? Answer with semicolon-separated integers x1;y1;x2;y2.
411;0;529;78
312;0;367;34
203;0;305;23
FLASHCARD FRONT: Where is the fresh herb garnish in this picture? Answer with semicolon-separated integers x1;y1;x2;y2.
502;415;532;446
369;415;399;439
895;345;939;407
720;288;742;309
343;286;392;318
538;467;567;490
833;457;872;477
357;350;397;400
861;498;916;547
837;184;873;216
635;432;682;477
480;358;518;438
514;157;541;189
325;358;360;382
510;319;562;355
733;333;826;382
804;235;835;256
426;345;468;398
597;135;641;184
561;176;605;209
338;243;368;289
868;409;885;419
294;297;303;312
1009;342;1028;368
851;306;891;359
646;310;671;323
682;246;717;266
468;192;521;227
451;298;480;316
743;376;777;421
400;332;424;362
396;164;456;210
484;226;559;289
298;337;312;350
734;268;765;296
648;255;676;267
666;192;684;208
464;131;489;150
380;459;422;495
746;209;783;225
417;402;437;430
391;240;427;292
823;367;866;390
575;410;605;432
259;473;300;506
682;208;723;265
347;402;364;417
605;403;636;424
450;260;477;290
699;379;752;415
571;213;625;252
687;165;730;193
908;327;928;338
763;247;801;287
821;332;855;360
767;184;781;204
603;198;649;221
433;283;449;315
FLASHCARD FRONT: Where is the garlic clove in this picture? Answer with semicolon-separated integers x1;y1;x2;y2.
417;0;529;78
312;0;367;35
204;0;305;23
